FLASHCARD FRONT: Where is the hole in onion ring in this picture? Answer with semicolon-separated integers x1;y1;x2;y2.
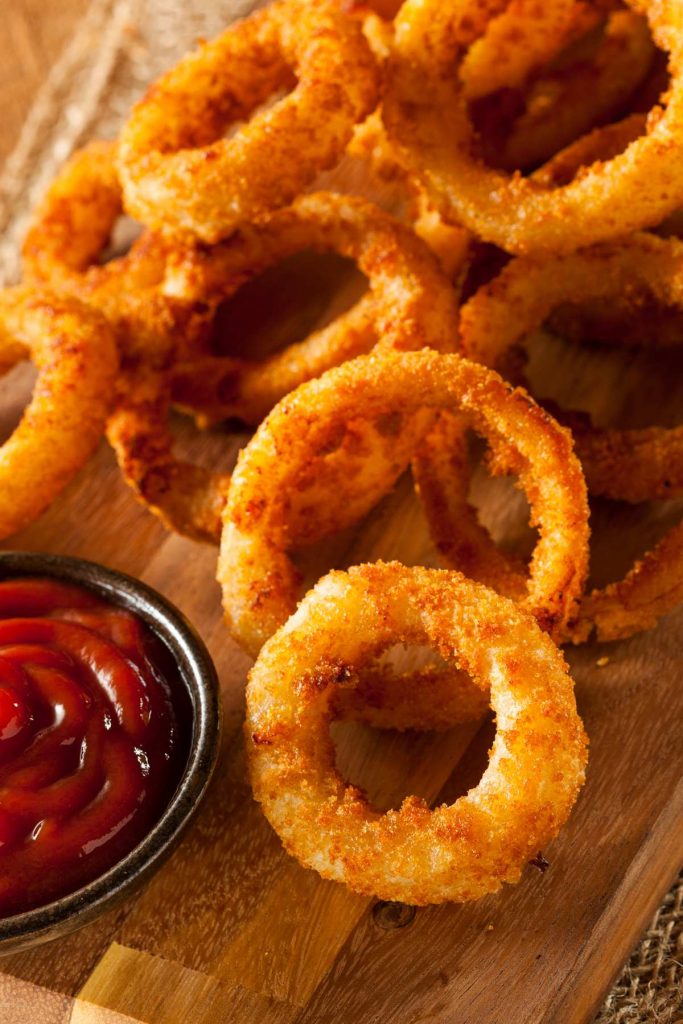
470;9;658;175
330;642;494;809
547;294;683;353
165;408;247;479
524;327;683;432
208;251;366;369
0;363;38;445
221;86;297;143
330;720;463;813
436;714;498;803
464;435;537;566
260;434;540;642
586;496;683;592
97;216;142;265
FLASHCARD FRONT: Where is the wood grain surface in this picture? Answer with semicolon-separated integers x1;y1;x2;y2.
0;5;682;1024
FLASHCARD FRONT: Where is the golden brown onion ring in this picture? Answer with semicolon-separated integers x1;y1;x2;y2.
25;156;455;542
534;114;683;348
578;526;683;642
494;11;655;172
164;190;459;425
0;288;118;538
345;7;645;270
247;561;588;904
458;232;683;503
383;0;682;255
118;0;379;243
21;140;216;369
218;349;589;656
420;233;683;641
22;141;123;287
21;144;226;542
460;0;578;101
344;2;600;271
114;192;457;542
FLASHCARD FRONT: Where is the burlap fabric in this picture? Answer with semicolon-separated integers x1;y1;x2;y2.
0;2;681;1018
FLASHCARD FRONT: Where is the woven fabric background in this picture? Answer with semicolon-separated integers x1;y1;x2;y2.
0;1;681;1019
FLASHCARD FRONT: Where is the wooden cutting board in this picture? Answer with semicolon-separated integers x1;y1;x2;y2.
1;6;683;1023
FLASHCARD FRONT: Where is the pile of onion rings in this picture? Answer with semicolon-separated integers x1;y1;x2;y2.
218;349;589;654
11;0;683;905
439;231;683;641
24;146;458;542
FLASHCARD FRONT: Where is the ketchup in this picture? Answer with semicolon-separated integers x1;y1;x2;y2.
0;577;187;916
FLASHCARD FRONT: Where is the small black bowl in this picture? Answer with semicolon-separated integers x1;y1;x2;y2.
0;551;221;954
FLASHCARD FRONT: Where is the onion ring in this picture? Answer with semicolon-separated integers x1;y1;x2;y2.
460;0;578;101
22;141;214;361
114;191;458;542
218;349;589;656
494;11;655;172
457;232;683;503
246;561;588;904
25;160;456;542
22;141;123;288
549;404;683;503
578;526;683;642
21;145;228;543
0;288;118;538
383;0;683;254
118;0;379;243
534;115;683;348
345;8;644;271
164;190;460;424
419;234;683;641
344;0;580;276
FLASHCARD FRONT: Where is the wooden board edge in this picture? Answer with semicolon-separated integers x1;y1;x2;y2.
546;776;683;1024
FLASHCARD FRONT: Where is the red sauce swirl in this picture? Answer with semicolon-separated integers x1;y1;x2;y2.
0;577;186;916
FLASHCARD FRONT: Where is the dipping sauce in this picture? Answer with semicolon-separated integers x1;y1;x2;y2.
0;577;188;916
